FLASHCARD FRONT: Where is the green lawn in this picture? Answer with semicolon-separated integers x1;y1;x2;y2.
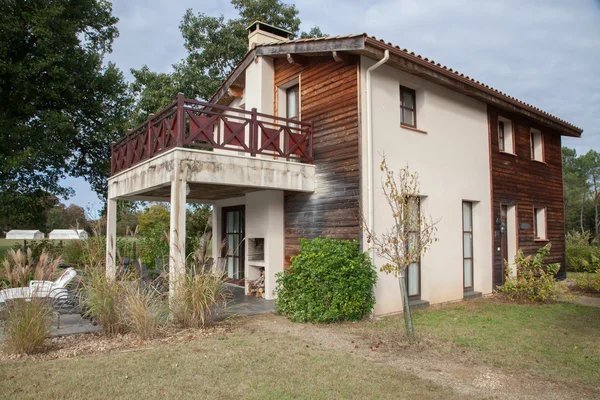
0;239;23;258
567;271;588;280
365;300;600;387
0;332;462;400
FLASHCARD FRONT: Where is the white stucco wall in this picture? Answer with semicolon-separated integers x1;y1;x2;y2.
245;190;284;299
212;190;284;300
360;56;493;315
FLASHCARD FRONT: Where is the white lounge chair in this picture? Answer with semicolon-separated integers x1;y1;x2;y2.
0;267;77;304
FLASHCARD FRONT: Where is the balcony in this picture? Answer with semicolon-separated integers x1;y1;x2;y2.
111;94;314;176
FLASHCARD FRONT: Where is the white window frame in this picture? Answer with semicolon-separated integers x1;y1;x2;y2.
533;207;547;240
530;128;544;162
498;116;515;154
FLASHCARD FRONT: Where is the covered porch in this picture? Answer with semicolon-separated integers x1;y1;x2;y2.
106;95;315;300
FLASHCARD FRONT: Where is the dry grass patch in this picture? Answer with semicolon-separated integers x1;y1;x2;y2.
356;298;600;388
0;330;463;400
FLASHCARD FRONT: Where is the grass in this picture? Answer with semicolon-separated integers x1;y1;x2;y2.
0;332;461;400
367;299;600;387
567;271;587;280
0;239;22;259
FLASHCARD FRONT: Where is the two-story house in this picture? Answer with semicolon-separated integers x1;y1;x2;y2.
105;22;582;315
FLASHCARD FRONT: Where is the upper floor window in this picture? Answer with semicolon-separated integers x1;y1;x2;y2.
498;117;514;154
286;84;299;121
530;128;544;162
533;207;547;240
400;86;417;128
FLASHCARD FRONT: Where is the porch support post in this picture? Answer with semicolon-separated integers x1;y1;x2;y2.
105;197;118;280
169;165;187;301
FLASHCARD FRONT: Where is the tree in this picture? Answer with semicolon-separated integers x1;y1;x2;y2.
562;147;590;233
0;0;131;208
562;147;600;237
137;204;171;268
363;157;438;341
581;150;600;240
46;203;89;232
130;0;324;121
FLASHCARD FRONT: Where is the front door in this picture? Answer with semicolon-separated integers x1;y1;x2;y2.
222;206;245;280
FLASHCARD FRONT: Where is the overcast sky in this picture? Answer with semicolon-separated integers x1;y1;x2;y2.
61;0;600;214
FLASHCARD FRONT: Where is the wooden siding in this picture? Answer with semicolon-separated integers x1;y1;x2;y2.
488;106;566;287
274;57;361;266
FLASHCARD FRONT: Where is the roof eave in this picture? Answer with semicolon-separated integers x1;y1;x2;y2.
363;37;582;137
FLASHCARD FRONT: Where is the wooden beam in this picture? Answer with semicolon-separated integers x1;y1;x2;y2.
332;51;351;64
227;86;244;98
287;53;308;65
208;49;255;104
256;36;365;56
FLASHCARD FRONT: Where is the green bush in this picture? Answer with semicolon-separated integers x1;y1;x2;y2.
574;270;600;293
565;231;600;273
275;238;377;323
498;244;564;302
11;240;62;260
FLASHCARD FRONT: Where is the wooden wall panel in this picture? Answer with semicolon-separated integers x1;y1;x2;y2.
488;106;566;287
274;57;361;266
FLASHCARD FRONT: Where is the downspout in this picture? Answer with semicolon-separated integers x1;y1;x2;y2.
366;50;389;262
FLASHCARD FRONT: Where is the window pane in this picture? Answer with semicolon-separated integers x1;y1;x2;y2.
408;263;419;296
463;233;472;258
464;259;473;288
402;90;414;109
226;212;233;233
498;121;505;151
402;110;414;126
286;85;299;119
463;202;472;231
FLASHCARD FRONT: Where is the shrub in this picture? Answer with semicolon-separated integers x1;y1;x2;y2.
1;249;61;288
498;244;564;302
2;298;52;354
80;266;128;335
171;271;231;328
573;270;600;293
11;240;62;260
565;231;600;273
121;285;168;340
275;238;377;323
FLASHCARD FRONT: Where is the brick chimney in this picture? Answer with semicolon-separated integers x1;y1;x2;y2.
247;21;293;49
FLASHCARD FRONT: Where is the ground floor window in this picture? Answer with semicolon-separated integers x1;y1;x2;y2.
221;205;245;280
406;196;421;298
463;202;474;290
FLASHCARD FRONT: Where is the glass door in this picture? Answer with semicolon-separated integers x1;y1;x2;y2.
221;205;245;280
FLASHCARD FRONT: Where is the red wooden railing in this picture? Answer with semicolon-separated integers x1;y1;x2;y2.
111;94;313;175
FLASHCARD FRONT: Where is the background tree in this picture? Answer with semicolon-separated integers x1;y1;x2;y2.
0;0;131;223
130;0;325;123
562;147;600;237
46;203;90;233
581;150;600;240
363;157;438;341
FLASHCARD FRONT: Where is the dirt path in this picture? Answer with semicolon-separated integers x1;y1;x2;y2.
562;294;600;308
244;313;598;400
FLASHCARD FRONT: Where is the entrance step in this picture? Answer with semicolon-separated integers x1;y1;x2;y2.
463;291;482;300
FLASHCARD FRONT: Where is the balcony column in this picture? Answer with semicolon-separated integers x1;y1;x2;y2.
169;164;187;301
105;197;117;280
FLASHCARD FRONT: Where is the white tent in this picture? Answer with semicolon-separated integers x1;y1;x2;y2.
6;230;44;240
48;229;89;240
